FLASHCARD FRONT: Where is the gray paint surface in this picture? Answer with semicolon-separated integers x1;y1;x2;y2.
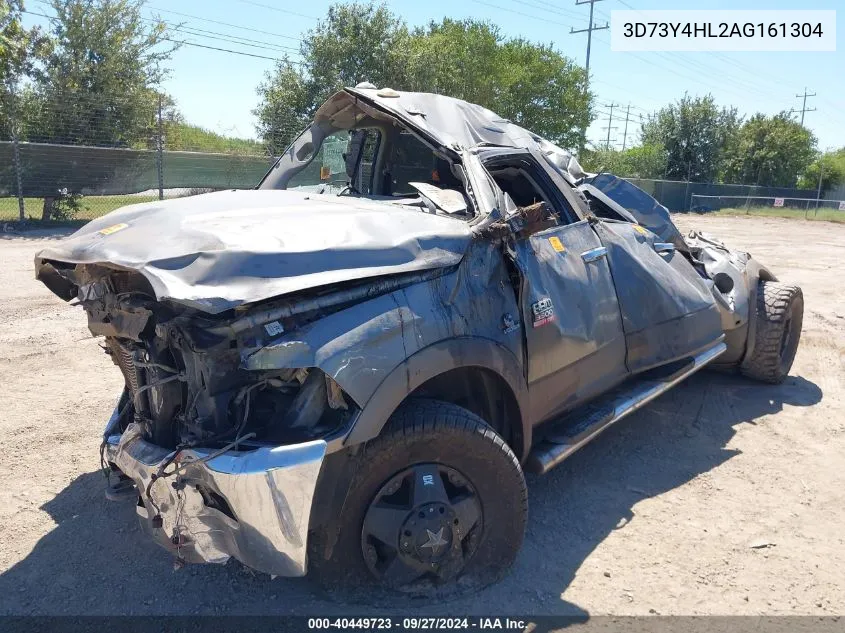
593;221;723;372
513;221;627;420
33;87;755;436
583;174;687;250
35;189;472;313
345;87;542;152
242;239;523;409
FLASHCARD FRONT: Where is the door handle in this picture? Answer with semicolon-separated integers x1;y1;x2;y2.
654;242;675;254
581;246;608;263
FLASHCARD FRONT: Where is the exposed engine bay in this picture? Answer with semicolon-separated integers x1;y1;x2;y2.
61;263;354;451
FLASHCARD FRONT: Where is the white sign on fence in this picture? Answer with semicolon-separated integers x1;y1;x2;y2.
839;201;845;211
773;198;785;207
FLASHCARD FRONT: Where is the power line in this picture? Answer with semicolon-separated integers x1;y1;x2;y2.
513;0;593;20
146;6;304;42
162;38;300;63
599;0;796;107
470;0;573;27
509;0;585;20
23;7;303;64
173;25;301;54
236;0;317;21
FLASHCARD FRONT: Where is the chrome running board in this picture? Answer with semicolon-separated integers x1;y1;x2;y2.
527;340;727;475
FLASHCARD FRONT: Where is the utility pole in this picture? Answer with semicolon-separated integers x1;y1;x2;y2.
571;0;609;151
603;103;619;150
621;104;632;151
571;0;609;81
793;87;817;126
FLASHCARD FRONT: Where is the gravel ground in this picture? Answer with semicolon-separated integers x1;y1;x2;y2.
0;214;843;616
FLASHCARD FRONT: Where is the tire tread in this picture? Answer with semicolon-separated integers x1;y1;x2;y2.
741;281;803;384
309;399;527;593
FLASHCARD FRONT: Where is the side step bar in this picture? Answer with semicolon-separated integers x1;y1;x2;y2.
527;340;727;475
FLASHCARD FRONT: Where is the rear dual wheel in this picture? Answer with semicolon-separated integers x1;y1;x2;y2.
309;399;527;595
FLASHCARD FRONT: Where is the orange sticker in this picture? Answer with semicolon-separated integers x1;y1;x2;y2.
98;223;128;236
320;165;331;180
548;236;566;253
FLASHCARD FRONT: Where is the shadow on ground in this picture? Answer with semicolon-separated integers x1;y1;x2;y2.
0;371;822;616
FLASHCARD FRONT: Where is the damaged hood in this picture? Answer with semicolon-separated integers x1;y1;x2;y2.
35;189;472;313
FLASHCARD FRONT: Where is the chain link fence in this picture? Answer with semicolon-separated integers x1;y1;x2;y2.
690;194;845;222
3;92;843;224
625;178;823;213
1;92;301;223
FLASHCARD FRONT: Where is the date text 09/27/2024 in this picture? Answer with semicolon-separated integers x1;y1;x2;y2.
307;618;528;630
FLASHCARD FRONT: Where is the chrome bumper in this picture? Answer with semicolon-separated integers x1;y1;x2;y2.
103;416;326;577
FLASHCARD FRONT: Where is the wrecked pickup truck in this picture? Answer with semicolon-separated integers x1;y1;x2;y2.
35;85;804;594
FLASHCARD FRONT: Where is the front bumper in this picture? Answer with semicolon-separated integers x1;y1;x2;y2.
103;415;326;577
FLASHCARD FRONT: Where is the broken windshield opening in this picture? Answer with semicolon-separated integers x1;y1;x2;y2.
258;117;475;219
284;129;381;195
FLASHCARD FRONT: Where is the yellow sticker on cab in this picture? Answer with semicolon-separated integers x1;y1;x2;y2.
633;224;649;237
548;236;566;253
98;223;128;236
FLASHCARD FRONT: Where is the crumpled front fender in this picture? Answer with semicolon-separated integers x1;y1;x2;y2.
240;240;524;416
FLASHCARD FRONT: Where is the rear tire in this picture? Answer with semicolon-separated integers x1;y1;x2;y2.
741;281;803;384
309;399;527;596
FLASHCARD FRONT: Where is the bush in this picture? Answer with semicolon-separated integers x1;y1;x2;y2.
43;188;85;221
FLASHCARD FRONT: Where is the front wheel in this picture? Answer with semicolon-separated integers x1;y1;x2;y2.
741;281;804;384
309;399;527;595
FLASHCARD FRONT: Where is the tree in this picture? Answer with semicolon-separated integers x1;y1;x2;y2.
640;95;739;182
722;113;816;187
580;143;667;179
255;2;411;154
798;148;845;192
405;19;500;109
254;2;593;153
491;36;590;147
406;19;591;147
27;0;176;146
1;1;49;138
21;0;178;219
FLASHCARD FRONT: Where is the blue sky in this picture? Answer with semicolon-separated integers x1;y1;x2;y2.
22;0;844;151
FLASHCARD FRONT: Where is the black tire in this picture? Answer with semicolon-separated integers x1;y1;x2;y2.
741;281;804;384
309;399;527;596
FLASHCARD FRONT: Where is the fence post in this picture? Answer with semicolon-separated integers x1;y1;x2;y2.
814;163;824;218
156;93;164;201
8;85;25;221
12;127;25;221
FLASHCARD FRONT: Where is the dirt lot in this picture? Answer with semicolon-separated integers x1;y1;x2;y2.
1;214;843;616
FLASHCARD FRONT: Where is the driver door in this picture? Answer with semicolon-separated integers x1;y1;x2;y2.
513;220;629;423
